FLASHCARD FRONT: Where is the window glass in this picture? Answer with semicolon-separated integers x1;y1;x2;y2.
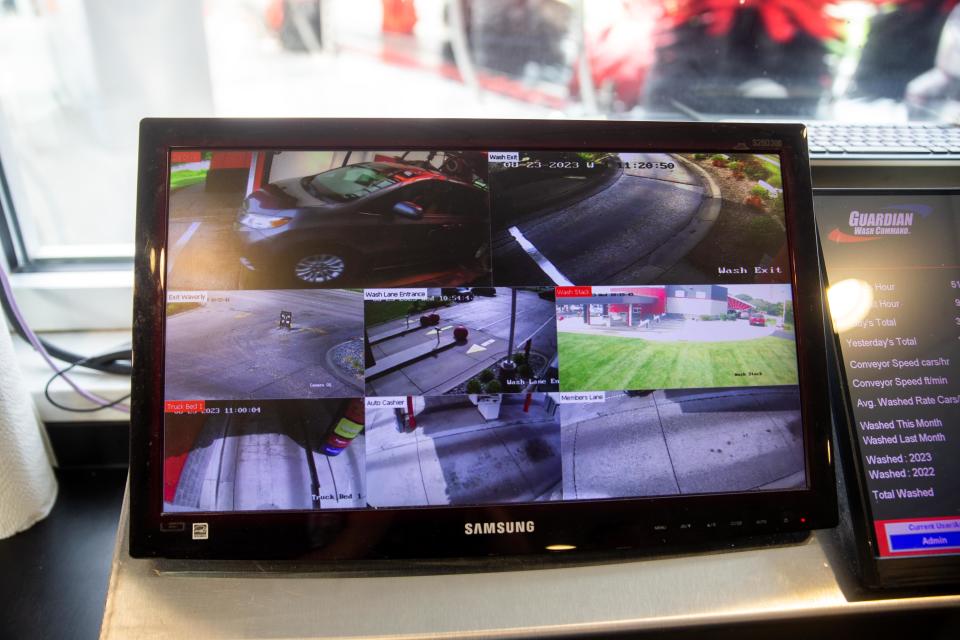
307;164;401;202
1;0;957;261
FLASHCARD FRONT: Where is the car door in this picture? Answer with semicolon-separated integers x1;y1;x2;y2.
363;181;443;268
422;182;490;260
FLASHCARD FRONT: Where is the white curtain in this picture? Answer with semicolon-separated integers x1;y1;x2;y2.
0;311;57;539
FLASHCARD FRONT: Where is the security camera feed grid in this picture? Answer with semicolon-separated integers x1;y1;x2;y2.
161;146;808;515
167;149;492;290
365;394;561;507
560;387;805;499
164;289;364;400
163;399;365;513
364;287;558;396
489;151;788;286
556;284;798;391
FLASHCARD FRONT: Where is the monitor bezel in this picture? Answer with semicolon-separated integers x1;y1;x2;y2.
131;118;836;560
815;187;960;588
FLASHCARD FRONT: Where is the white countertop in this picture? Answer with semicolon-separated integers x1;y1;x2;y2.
99;485;960;639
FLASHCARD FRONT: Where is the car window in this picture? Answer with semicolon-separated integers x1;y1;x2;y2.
305;164;398;202
382;181;454;217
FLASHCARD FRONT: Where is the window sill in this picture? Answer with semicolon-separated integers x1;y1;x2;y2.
10;269;133;332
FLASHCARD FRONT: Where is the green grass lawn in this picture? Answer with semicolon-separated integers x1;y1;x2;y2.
366;298;452;328
757;157;782;188
166;302;201;317
170;169;208;191
365;300;415;327
558;332;798;390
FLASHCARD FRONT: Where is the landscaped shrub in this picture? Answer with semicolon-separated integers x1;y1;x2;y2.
743;160;770;180
479;368;495;383
484;380;502;393
728;160;745;180
466;378;483;394
745;185;770;210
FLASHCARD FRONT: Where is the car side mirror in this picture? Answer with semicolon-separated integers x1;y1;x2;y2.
392;201;423;220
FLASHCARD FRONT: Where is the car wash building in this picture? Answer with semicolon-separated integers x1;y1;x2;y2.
727;295;756;315
664;285;729;318
558;287;665;328
562;285;752;327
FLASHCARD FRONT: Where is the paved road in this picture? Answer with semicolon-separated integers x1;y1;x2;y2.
167;184;246;291
366;290;557;395
492;153;706;285
166;289;364;400
168;406;365;512
561;387;804;499
365;395;561;507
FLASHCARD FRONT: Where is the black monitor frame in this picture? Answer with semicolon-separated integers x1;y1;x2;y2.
816;187;960;589
130;118;836;561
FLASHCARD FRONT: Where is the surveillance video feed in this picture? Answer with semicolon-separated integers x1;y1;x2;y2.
163;399;365;513
164;289;364;400
489;151;789;286
364;287;558;396
556;284;797;391
160;146;808;515
166;149;492;290
365;394;561;507
560;387;805;499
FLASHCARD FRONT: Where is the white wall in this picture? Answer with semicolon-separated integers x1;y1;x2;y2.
666;298;726;317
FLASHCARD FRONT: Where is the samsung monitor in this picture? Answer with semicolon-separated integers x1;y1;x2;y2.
130;118;835;560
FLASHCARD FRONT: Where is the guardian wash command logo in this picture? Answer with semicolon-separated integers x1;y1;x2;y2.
827;203;931;243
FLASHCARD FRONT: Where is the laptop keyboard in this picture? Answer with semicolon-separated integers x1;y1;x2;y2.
808;122;960;157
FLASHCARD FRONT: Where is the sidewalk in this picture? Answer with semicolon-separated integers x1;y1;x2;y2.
561;387;804;499
366;396;562;507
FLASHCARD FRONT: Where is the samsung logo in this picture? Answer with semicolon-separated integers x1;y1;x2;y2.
464;521;535;535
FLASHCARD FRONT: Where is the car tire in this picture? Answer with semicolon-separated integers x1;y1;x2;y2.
287;247;360;287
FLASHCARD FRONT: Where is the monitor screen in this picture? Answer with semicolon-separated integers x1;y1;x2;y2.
816;190;960;559
162;148;805;515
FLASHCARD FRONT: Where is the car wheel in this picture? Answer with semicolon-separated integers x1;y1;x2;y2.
291;251;354;285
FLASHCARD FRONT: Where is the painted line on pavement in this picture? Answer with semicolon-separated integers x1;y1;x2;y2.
508;225;574;286
167;221;201;273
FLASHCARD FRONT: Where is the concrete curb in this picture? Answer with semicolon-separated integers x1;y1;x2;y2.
324;338;365;393
614;153;723;283
368;321;428;345
365;338;459;381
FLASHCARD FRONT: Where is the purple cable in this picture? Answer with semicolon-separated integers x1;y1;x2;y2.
0;265;130;414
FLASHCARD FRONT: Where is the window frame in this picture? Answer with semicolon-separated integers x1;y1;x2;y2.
0;156;133;332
